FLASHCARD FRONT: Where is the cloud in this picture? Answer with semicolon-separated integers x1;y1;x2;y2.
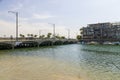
19;17;29;22
49;0;60;4
10;3;23;11
0;20;15;37
0;19;77;38
32;13;55;19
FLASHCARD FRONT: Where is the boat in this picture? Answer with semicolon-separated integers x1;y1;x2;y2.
103;42;113;45
87;41;99;45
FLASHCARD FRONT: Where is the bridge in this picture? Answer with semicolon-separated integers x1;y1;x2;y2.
0;38;78;50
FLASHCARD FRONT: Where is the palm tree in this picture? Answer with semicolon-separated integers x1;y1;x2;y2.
61;36;65;39
27;34;30;37
47;33;52;38
55;34;61;39
76;35;81;40
19;34;25;38
34;35;38;38
20;34;23;37
30;34;33;37
41;35;45;39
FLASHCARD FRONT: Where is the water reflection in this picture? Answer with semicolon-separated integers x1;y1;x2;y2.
0;44;120;80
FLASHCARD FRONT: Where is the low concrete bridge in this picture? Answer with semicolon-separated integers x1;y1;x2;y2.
0;38;78;50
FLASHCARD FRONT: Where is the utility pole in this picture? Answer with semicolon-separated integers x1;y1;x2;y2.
8;11;19;41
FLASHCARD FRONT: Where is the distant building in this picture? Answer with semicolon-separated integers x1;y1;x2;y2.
80;22;120;42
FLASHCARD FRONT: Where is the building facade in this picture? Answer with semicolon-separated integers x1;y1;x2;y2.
80;22;120;42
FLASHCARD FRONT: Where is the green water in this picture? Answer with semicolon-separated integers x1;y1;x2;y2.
0;44;120;80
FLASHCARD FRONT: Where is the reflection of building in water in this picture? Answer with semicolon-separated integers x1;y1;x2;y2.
80;22;120;42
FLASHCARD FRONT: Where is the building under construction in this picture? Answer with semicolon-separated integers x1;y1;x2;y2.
80;22;120;43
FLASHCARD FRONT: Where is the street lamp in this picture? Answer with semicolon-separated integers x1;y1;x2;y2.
8;11;19;41
48;23;55;39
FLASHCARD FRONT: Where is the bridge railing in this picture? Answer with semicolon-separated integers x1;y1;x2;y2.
0;38;78;43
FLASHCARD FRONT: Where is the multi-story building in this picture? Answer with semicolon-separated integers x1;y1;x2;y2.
80;22;120;42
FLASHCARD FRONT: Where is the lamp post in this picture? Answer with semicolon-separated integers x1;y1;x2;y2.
48;23;55;39
8;11;19;41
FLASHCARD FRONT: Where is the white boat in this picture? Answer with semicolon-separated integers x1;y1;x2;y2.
103;42;113;45
87;41;99;45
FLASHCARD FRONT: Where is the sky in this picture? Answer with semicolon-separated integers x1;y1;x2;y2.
0;0;120;38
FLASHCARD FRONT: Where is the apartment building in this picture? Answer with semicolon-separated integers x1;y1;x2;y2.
80;22;120;42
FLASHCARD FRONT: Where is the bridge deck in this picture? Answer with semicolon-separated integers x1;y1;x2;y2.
0;39;78;50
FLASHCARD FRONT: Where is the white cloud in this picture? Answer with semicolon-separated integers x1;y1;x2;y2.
0;20;15;37
32;13;55;19
0;19;77;38
19;17;29;22
49;0;60;4
10;3;23;11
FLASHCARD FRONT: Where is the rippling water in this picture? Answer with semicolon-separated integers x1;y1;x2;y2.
0;44;120;80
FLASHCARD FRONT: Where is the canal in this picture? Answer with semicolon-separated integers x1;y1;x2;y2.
0;44;120;80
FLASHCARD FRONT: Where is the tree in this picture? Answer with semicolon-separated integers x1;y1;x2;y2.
34;35;38;38
55;34;60;39
20;34;22;37
61;36;65;39
19;34;25;38
30;34;33;37
76;35;81;40
27;34;30;37
55;35;60;39
39;35;45;39
47;33;52;38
